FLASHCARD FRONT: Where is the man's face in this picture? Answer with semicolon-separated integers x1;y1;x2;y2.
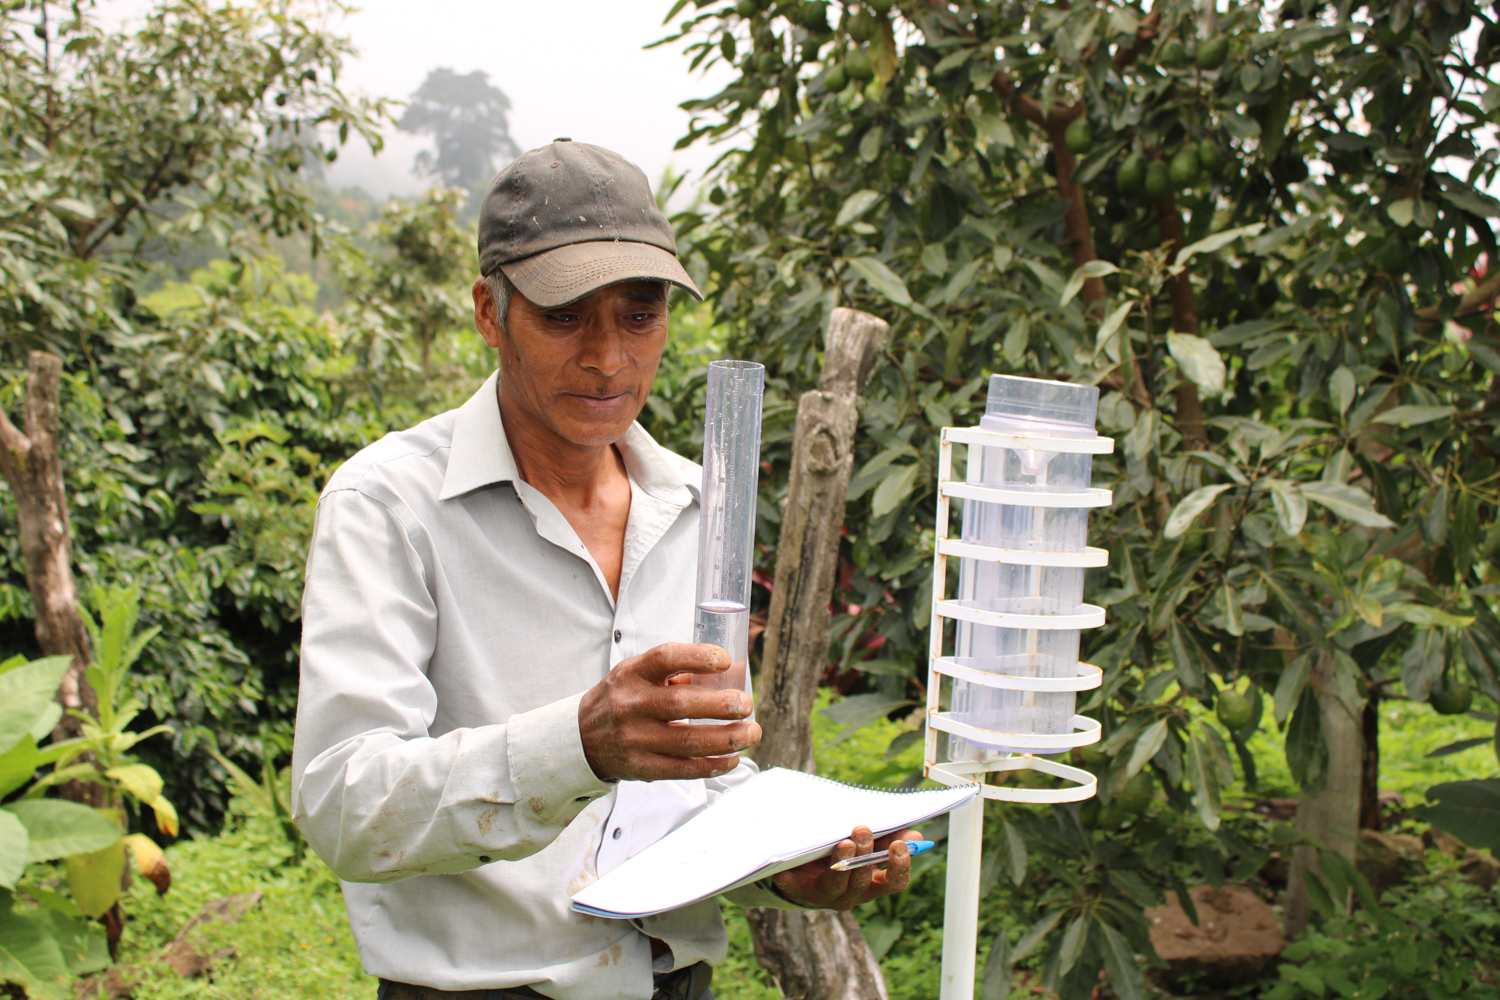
473;278;669;449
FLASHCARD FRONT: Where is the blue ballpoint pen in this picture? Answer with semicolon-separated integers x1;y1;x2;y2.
828;840;936;872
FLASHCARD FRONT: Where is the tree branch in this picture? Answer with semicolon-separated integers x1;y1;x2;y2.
1114;11;1162;69
1415;271;1500;323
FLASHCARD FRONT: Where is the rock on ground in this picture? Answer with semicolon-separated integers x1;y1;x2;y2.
1146;884;1284;990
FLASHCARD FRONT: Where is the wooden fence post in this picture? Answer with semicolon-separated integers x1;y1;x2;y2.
748;307;890;1000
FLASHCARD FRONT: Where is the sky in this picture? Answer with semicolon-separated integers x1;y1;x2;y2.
104;0;737;201
322;0;735;200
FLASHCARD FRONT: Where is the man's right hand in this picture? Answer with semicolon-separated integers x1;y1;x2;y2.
578;643;760;781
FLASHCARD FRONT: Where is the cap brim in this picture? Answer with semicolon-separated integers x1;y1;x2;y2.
498;241;703;308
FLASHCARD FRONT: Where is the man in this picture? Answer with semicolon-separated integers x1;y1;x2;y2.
292;140;918;1000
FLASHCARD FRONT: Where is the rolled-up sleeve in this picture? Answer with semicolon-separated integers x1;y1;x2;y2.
291;488;610;884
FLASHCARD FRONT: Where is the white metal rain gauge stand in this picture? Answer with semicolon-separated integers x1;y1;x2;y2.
924;374;1114;1000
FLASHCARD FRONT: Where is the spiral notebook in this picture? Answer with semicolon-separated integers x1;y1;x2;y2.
569;767;979;919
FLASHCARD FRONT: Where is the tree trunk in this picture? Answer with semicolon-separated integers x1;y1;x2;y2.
1153;192;1209;447
1283;653;1364;939
0;351;93;735
749;307;890;1000
1358;692;1382;831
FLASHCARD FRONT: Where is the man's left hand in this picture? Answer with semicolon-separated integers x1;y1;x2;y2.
769;826;923;911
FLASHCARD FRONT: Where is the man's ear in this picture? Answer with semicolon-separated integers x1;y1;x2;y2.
473;277;503;349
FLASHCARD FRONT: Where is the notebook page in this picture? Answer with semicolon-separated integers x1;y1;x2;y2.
570;768;977;919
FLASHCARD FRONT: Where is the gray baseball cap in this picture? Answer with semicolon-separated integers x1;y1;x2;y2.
477;139;703;307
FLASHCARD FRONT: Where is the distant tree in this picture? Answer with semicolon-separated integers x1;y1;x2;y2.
397;68;520;195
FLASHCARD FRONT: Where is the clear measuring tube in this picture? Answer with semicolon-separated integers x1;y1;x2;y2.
950;375;1100;759
692;360;765;703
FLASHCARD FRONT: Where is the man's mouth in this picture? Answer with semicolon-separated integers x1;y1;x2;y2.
568;390;632;408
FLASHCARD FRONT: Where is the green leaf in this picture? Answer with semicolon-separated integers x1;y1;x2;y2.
1328;367;1355;416
1097;920;1146;1000
1387;199;1415;227
1060;260;1118;306
1094;300;1133;356
1166;333;1226;393
819;693;917;744
1266;479;1308;537
870;463;919;517
999;821;1027;887
982;928;1013;1000
1164;485;1233;539
0;657;71;756
1274;654;1312;725
0;809;26;889
1300;481;1395;528
1125;719;1168;778
1285;686;1328;793
1012;909;1064;962
835;189;882;228
4;801;123;862
0;908;71;1000
1410;779;1500;853
65;837;125;918
1175;223;1265;267
1056;915;1089;976
0;736;40;800
845;256;911;306
1373;404;1454;427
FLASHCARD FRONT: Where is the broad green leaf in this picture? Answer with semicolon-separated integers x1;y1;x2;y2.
1097;920;1146;1000
845;256;911;306
1056;914;1089;976
920;243;948;277
1166;333;1226;393
819;693;917;744
1300;481;1395;528
1385;604;1475;628
1164;485;1233;539
0;736;40;800
32;908;109;976
982;927;1013;1000
834;189;882;228
1060;259;1118;306
1286;686;1329;793
1328;367;1355;416
1410;779;1500;853
4;801;122;862
0;809;26;889
1386;198;1415;226
65;838;125;919
1012;909;1065;962
1267;479;1308;536
1373;404;1454;427
0;657;71;756
999;821;1027;887
0;908;70;1000
870;463;919;518
1274;653;1313;725
1125;719;1168;778
105;763;163;804
1094;300;1133;355
1175;223;1265;267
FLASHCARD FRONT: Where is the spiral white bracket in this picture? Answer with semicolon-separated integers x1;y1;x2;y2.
926;424;1114;1000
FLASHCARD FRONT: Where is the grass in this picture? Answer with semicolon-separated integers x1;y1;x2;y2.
87;689;1495;1000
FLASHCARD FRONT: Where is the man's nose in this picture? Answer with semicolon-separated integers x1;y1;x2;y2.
577;317;628;377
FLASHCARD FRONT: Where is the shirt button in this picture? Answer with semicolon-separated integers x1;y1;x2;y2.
478;855;491;863
613;630;622;643
612;827;622;841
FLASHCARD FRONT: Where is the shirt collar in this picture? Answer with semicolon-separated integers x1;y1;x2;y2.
439;371;697;507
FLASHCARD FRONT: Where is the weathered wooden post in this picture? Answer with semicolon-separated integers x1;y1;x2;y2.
747;307;889;1000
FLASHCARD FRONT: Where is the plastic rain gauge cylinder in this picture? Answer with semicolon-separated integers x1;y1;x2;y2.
921;372;1114;1000
692;360;765;698
951;375;1100;758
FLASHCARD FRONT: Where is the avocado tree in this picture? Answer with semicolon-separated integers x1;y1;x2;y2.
0;0;384;746
665;0;1500;989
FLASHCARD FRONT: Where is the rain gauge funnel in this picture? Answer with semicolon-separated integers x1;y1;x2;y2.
923;374;1113;1000
691;360;765;700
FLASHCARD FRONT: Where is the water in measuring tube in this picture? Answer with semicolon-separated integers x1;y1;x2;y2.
692;599;749;694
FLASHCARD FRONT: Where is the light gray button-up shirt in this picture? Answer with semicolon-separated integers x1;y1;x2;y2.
291;372;782;1000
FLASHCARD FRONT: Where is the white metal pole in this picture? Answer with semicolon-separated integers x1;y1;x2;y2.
939;793;986;1000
